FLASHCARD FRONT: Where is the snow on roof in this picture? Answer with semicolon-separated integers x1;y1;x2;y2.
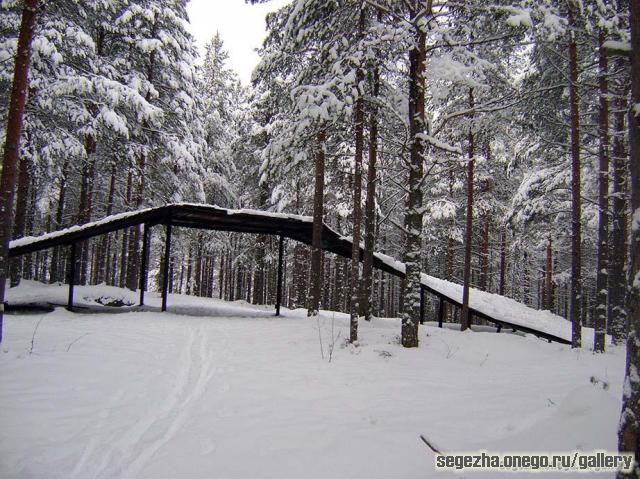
371;251;570;342
9;207;157;249
420;274;571;342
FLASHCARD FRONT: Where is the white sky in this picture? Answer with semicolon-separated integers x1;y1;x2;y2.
186;0;290;84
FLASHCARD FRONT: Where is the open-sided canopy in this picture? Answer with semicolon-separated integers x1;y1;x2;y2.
9;203;572;344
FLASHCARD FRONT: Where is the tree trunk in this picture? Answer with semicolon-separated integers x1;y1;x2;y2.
594;30;610;353
361;66;379;322
401;0;428;348
349;7;365;342
0;0;38;343
617;0;640;473
545;237;553;310
308;130;326;317
77;133;97;285
567;1;582;348
609;92;629;345
499;226;506;296
479;213;489;291
10;152;30;287
461;88;475;331
97;160;117;284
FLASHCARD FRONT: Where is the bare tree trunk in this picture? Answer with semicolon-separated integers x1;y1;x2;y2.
193;240;201;296
461;88;475;331
522;251;530;306
97;160;117;284
253;236;266;305
50;158;68;283
77;132;97;285
545;237;553;310
119;167;133;288
400;0;428;348
568;1;582;348
594;30;610;353
361;66;379;321
218;252;224;299
609;92;629;344
10;152;30;286
499;226;506;296
479;213;489;291
349;7;366;342
617;0;640;473
308;130;326;317
0;0;38;342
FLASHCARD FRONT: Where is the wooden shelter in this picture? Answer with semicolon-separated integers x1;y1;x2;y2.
8;203;571;344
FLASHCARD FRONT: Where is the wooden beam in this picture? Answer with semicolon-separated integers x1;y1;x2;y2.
275;235;284;316
161;223;172;312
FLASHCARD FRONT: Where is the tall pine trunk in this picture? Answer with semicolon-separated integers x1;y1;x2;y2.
349;7;366;342
361;67;379;322
617;0;640;473
545;237;553;310
10;152;30;286
308;130;326;317
50;158;68;283
77;134;96;284
568;1;582;348
0;0;38;343
594;30;610;353
461;88;475;331
609;92;628;344
401;0;428;348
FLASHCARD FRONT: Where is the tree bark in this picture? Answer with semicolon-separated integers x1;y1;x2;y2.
97;160;117;284
77;133;96;284
594;30;610;353
401;0;428;348
308;130;326;317
10;151;30;287
349;6;366;342
617;0;640;474
361;66;379;322
499;226;506;296
461;88;475;331
609;92;629;345
0;0;38;342
545;237;553;310
568;1;582;348
479;213;489;291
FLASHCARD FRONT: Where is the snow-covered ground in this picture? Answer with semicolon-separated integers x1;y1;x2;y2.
0;281;625;478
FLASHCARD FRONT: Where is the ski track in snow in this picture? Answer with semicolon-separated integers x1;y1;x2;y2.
73;325;231;479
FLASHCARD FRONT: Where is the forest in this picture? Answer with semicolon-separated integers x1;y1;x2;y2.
0;0;639;476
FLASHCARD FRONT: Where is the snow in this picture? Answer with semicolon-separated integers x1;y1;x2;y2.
0;281;625;479
602;40;631;52
505;9;533;28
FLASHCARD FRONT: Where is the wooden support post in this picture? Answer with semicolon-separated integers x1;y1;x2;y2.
161;223;172;312
139;224;150;306
67;243;77;311
275;235;284;316
437;297;444;328
419;287;425;324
